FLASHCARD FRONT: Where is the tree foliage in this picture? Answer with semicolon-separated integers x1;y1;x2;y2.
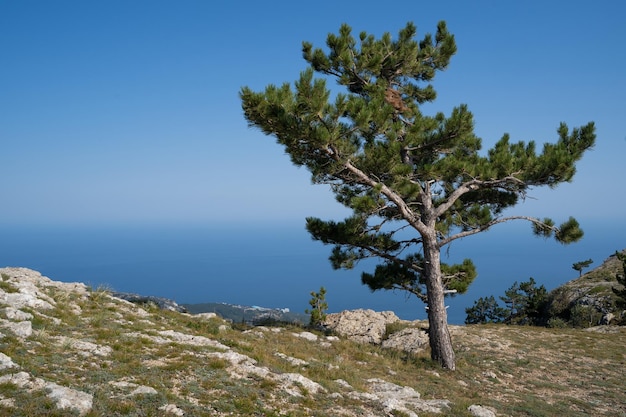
240;21;595;369
499;277;548;325
465;278;548;325
464;295;507;324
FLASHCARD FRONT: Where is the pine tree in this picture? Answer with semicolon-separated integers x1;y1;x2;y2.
305;287;328;327
465;296;507;324
240;21;595;369
572;259;593;277
500;278;548;325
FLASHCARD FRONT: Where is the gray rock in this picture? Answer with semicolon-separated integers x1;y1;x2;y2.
54;336;113;357
0;319;32;338
468;404;497;417
206;349;325;397
0;352;18;370
0;291;54;311
583;325;622;334
275;352;309;367
277;372;325;396
156;329;229;349
381;327;429;354
130;385;158;395
0;372;93;416
365;378;450;415
0;267;87;314
159;404;185;416
292;331;318;342
323;309;400;344
195;312;217;319
46;381;94;416
601;312;615;325
1;307;34;321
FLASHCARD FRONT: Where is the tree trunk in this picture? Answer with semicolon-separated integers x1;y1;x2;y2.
423;235;456;370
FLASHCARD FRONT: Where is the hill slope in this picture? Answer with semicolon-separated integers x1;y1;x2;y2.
0;267;624;416
546;249;626;326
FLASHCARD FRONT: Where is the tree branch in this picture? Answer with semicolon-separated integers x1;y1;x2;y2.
438;215;557;247
341;160;428;234
435;175;525;218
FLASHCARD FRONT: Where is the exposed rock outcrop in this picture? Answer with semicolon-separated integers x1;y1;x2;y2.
468;404;497;417
322;308;432;355
7;264;623;416
381;326;429;354
545;250;626;325
0;267;452;416
0;268;94;415
323;308;400;344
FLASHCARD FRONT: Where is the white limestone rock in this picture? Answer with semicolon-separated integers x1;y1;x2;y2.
160;403;186;416
323;309;400;344
381;327;429;354
468;404;497;417
0;352;18;370
46;381;93;416
1;307;34;321
292;331;318;342
0;319;32;338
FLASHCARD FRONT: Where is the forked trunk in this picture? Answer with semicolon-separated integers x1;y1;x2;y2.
423;237;456;370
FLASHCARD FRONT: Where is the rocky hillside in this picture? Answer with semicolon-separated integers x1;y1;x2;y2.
546;249;626;326
0;267;624;416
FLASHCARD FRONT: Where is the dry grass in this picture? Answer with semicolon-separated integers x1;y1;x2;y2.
0;285;624;416
450;324;626;416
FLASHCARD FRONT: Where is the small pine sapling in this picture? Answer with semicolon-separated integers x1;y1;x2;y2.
305;287;328;327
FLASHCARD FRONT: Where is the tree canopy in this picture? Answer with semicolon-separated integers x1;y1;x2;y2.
240;21;595;369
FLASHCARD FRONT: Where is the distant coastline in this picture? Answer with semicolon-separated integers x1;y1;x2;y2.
1;220;623;325
183;302;309;325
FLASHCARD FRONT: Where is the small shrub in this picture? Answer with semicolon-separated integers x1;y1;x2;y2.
183;317;221;335
0;280;19;293
569;304;602;328
259;377;278;390
233;395;257;413
588;285;608;295
206;357;228;370
86;286;113;308
546;317;569;328
383;321;410;340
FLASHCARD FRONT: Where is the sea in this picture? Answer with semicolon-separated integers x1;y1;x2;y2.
1;219;623;325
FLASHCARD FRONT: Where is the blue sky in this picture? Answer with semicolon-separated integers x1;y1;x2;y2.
2;1;625;228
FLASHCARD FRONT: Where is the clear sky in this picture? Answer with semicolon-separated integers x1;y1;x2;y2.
2;1;625;228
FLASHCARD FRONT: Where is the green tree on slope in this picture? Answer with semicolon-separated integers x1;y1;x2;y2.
465;278;548;325
465;296;507;324
240;21;595;369
572;259;593;277
500;277;548;325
